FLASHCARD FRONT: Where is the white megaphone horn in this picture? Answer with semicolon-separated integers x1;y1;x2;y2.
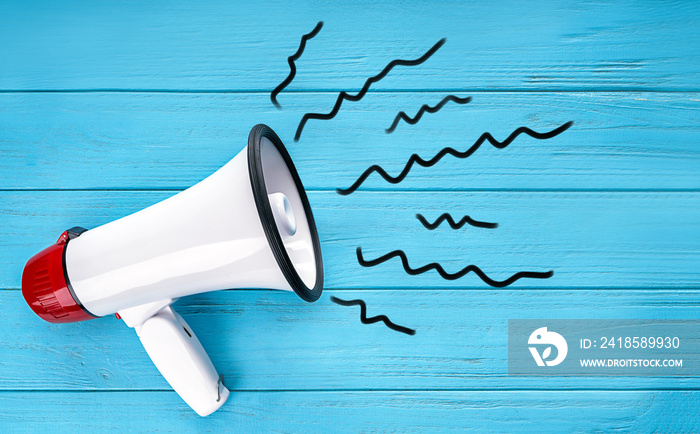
21;124;324;416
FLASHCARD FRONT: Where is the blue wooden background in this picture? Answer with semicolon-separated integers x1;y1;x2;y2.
1;0;699;432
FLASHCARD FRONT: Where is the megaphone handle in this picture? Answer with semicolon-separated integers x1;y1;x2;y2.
133;305;230;416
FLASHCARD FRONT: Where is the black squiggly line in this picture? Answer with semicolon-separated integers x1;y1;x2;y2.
294;38;446;141
271;21;324;109
356;247;553;287
337;121;573;195
416;213;498;230
386;95;472;133
330;296;416;335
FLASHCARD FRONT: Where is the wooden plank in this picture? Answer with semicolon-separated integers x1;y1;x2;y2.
2;0;697;428
0;390;697;432
2;190;698;289
0;92;698;190
1;288;699;391
0;1;698;91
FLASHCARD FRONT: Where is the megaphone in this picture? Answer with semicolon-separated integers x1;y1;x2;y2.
21;124;324;416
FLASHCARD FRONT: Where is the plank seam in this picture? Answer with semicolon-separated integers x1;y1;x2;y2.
3;287;700;291
2;188;700;193
1;388;699;393
0;89;698;94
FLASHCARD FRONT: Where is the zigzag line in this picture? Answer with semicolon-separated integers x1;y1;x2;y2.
356;247;553;287
294;38;446;141
330;296;416;335
337;121;573;195
271;21;324;109
416;213;498;229
386;95;472;133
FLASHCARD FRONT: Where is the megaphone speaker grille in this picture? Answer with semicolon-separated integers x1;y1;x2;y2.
247;125;324;302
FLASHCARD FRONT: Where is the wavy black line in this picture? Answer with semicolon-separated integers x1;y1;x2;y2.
337;121;573;195
271;21;324;109
294;38;446;141
386;95;472;133
416;213;498;230
356;247;553;287
330;296;416;335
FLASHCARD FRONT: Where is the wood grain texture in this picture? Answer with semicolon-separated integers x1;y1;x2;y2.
0;1;698;91
0;92;698;190
0;390;697;433
1;0;699;429
1;191;698;289
0;289;698;391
